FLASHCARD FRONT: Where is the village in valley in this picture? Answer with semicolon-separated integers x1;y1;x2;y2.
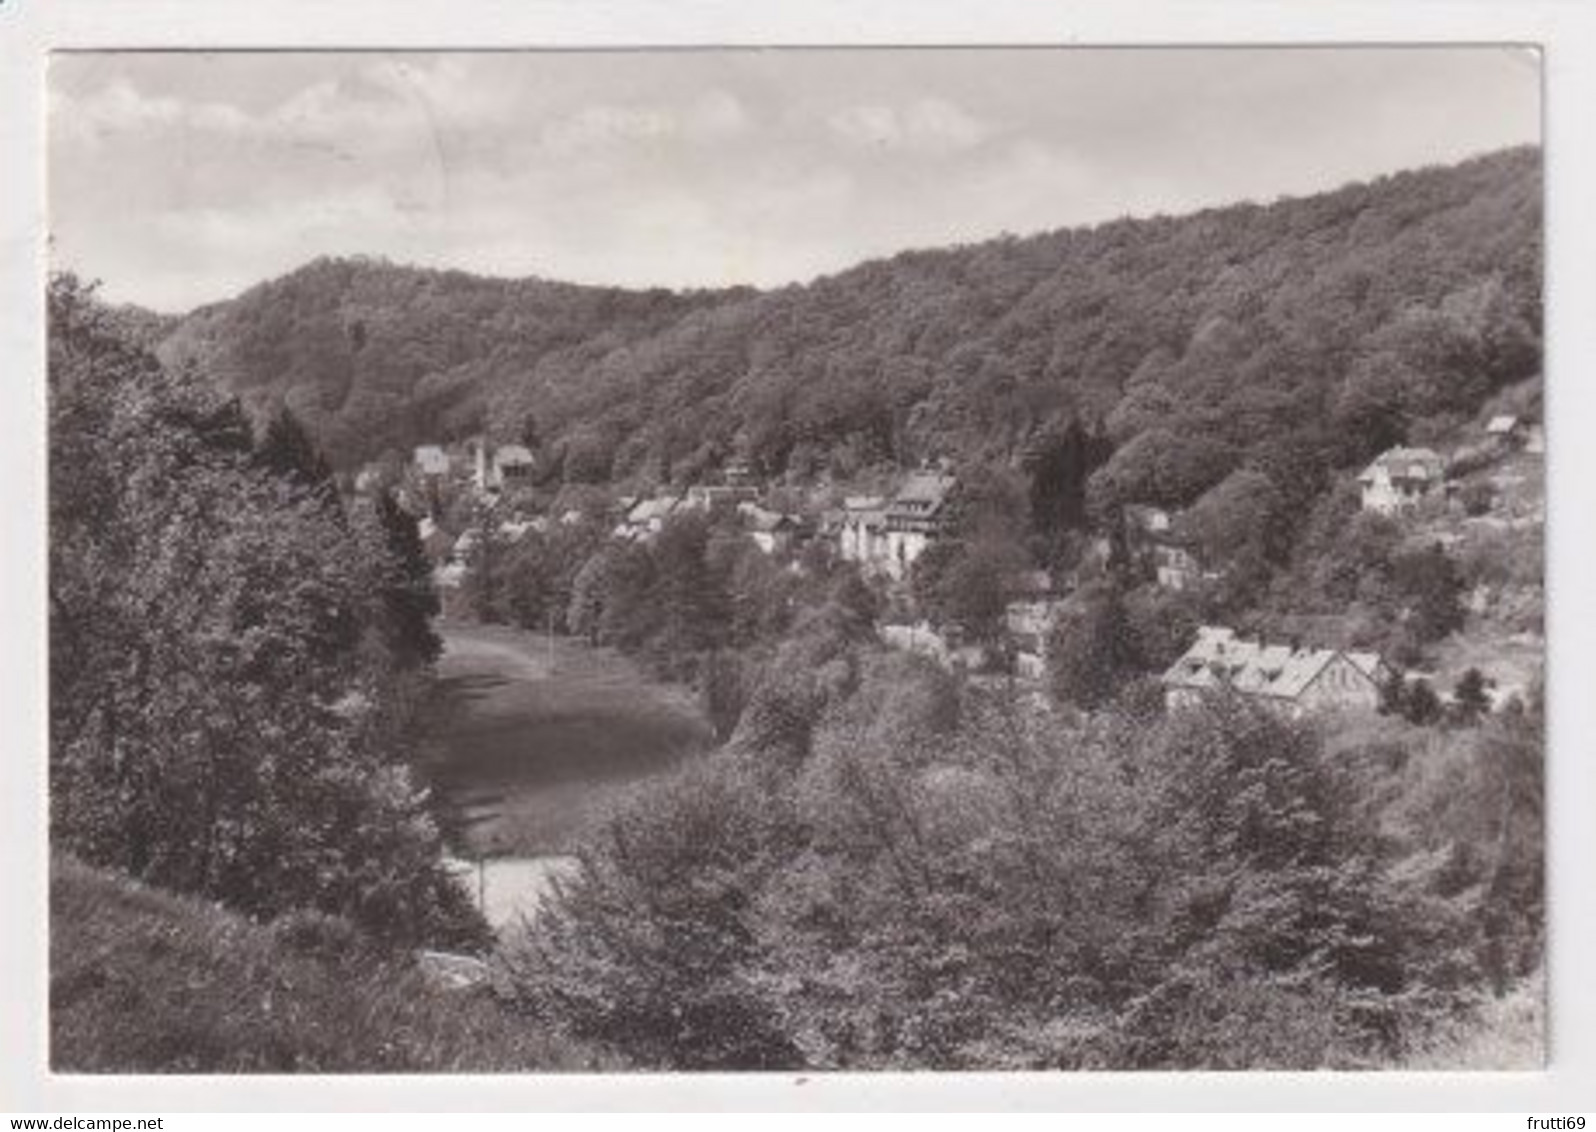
361;398;1543;723
44;43;1551;1079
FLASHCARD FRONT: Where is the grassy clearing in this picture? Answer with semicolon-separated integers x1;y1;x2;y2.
50;855;602;1073
415;623;713;857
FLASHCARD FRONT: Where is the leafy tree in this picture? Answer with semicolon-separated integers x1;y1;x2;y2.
1451;667;1492;726
1046;582;1144;711
256;406;334;492
1181;467;1289;568
372;490;442;667
1391;543;1467;645
650;513;731;674
1404;679;1443;726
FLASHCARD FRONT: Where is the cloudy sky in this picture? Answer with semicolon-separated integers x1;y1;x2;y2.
49;48;1540;313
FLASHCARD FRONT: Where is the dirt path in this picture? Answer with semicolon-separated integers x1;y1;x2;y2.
415;623;713;858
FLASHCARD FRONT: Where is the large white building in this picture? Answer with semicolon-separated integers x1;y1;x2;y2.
835;473;958;582
1161;625;1392;717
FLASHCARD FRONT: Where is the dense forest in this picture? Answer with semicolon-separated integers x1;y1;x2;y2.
159;147;1539;507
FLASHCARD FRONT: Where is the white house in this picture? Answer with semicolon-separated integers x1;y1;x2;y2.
470;440;536;494
881;472;958;581
1160;625;1392;718
831;473;957;581
1357;447;1445;514
835;495;888;568
414;444;452;478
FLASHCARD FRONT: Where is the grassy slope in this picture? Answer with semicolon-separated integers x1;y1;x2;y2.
50;855;603;1073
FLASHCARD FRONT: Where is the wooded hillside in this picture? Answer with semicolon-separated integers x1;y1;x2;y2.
158;147;1540;497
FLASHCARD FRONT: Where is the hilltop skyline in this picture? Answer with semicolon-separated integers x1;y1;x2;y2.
50;47;1540;312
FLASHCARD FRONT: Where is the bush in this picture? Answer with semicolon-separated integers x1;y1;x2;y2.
1459;480;1495;516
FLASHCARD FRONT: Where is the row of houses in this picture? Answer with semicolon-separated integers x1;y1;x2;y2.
611;491;812;556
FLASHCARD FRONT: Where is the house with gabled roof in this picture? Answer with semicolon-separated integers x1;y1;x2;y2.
1358;447;1445;515
829;472;958;581
1161;625;1392;717
882;472;958;581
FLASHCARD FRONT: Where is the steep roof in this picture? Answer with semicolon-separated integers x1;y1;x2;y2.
1358;447;1444;483
493;444;534;467
1161;625;1380;703
627;496;680;524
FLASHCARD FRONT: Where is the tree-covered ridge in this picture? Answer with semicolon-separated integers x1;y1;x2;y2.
161;256;745;468
158;147;1539;497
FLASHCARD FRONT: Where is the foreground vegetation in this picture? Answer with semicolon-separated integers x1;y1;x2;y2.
49;275;486;952
507;603;1544;1070
50;856;596;1072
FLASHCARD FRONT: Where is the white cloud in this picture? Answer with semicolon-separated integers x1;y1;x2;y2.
50;78;251;143
828;96;991;154
540;90;750;156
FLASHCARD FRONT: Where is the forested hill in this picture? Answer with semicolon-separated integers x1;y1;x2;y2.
159;146;1541;489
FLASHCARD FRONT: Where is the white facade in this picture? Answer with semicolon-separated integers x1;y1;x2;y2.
1358;447;1444;514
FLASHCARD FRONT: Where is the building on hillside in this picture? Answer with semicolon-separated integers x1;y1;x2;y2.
685;483;761;512
1122;504;1213;590
418;516;455;564
1485;414;1524;446
738;501;806;555
833;495;889;569
1005;597;1070;681
493;444;535;488
470;440;536;494
1153;543;1208;590
724;458;758;488
830;473;959;581
613;494;682;542
1124;504;1174;539
414;444;452;478
1161;625;1392;717
1358;447;1445;514
879;620;986;673
352;464;386;496
881;472;958;581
